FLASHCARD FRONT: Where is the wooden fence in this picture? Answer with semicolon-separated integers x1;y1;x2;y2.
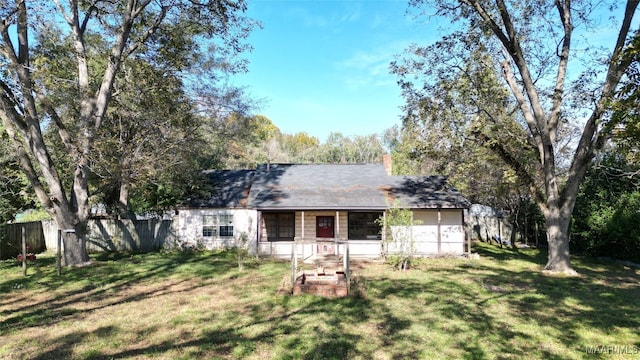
1;219;178;260
0;221;47;260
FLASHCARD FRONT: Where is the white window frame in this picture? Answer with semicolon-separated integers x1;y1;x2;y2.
202;213;234;238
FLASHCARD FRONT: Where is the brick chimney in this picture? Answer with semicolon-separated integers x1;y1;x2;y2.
382;154;392;175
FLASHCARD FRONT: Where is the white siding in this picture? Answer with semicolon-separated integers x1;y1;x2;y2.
345;241;382;257
412;209;465;255
176;208;258;254
176;208;466;258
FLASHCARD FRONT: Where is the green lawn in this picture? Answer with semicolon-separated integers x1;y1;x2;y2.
1;243;638;359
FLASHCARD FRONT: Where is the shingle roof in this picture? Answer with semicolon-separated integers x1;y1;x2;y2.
249;163;389;210
183;163;470;210
384;175;471;209
183;169;254;208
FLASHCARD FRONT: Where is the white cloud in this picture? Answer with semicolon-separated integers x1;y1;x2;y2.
283;3;363;29
282;6;328;28
340;7;361;23
336;41;413;91
370;13;387;30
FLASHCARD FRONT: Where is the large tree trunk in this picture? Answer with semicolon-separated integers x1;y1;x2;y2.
57;215;90;266
542;205;575;274
118;179;136;220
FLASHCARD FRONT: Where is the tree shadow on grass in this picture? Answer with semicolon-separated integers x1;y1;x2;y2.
2;246;639;359
31;325;121;360
0;251;239;334
463;243;640;357
24;294;379;360
473;241;548;265
364;271;552;359
22;269;412;359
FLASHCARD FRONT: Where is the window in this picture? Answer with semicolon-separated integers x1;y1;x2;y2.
202;215;216;237
348;212;383;240
202;213;234;237
263;212;295;241
219;226;234;237
218;214;234;237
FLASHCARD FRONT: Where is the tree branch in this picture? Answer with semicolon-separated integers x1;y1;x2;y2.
80;1;100;34
466;0;554;163
563;0;640;211
0;80;27;130
123;2;169;59
500;57;544;160
547;0;572;144
53;0;74;27
0;95;53;211
37;94;79;157
471;129;546;207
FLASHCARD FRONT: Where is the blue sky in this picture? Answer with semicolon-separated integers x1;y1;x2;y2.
234;0;441;141
233;1;634;143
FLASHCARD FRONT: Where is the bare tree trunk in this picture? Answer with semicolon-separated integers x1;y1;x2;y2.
118;180;131;219
63;230;89;266
524;210;528;246
542;205;575;274
55;213;90;266
510;217;518;250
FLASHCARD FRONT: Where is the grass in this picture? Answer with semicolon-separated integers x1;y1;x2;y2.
0;243;639;359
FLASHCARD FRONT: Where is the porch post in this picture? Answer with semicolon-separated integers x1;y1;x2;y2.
437;208;442;255
344;241;350;293
291;241;296;288
301;211;305;259
382;211;387;255
335;211;339;256
294;239;298;273
256;211;261;256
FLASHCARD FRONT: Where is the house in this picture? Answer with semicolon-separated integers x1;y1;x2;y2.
175;160;470;258
177;169;258;251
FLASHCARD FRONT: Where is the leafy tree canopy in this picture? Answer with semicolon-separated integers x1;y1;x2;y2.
0;0;256;265
393;0;639;273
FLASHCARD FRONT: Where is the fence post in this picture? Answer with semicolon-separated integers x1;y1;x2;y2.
57;229;62;275
290;241;297;289
22;225;27;277
343;241;350;293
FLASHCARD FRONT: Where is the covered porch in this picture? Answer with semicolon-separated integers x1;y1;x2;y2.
256;209;384;259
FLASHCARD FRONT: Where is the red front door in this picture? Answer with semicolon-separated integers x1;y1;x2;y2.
316;216;334;238
316;216;335;255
